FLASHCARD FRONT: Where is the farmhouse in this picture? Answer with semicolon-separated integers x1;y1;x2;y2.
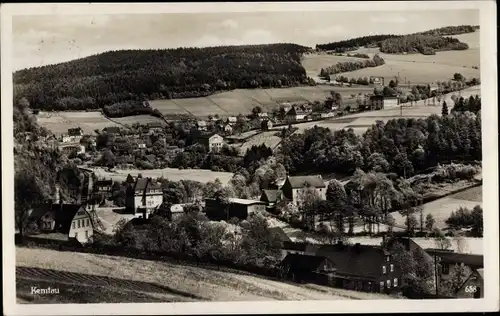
197;134;224;152
61;127;84;143
285;107;309;123
257;112;269;119
204;197;266;221
103;126;121;135
305;243;402;293
126;177;163;217
280;253;336;285
28;202;94;244
196;120;208;131
281;175;327;206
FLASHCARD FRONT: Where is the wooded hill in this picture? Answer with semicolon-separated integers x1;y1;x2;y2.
315;25;478;53
14;44;312;112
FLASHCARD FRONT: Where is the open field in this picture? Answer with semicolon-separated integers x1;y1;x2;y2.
88;166;234;185
110;115;165;126
391;185;483;231
237;131;282;154
16;247;394;303
150;86;374;119
307;31;480;85
36;111;123;136
291;85;480;135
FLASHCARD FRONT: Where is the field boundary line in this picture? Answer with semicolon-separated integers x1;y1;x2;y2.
205;96;230;115
102;115;132;130
169;99;197;119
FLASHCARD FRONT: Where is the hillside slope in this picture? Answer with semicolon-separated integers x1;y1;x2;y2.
16;247;395;303
13;44;311;112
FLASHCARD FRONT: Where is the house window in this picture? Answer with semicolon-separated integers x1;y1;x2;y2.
390;264;394;272
387;279;391;288
72;221;76;229
382;265;387;274
86;219;90;227
380;281;384;291
442;263;450;275
394;278;398;287
77;220;81;228
386;255;390;262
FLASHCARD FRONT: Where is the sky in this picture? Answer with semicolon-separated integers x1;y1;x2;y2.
12;10;479;71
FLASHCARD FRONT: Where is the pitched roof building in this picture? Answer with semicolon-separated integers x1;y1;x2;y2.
281;175;327;205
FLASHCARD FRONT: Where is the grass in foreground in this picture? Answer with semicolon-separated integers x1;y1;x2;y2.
16;247;395;303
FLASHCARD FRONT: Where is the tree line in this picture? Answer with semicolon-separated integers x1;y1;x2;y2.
279;111;481;177
319;54;386;79
13;44;311;112
316;25;477;52
379;34;469;55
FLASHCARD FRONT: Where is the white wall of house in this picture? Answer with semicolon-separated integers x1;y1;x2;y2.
69;211;94;244
384;98;399;108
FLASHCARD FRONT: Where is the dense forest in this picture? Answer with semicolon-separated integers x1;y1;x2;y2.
319;54;385;79
316;25;477;53
378;34;469;55
13;44;311;112
279;108;481;177
315;35;399;52
420;25;479;36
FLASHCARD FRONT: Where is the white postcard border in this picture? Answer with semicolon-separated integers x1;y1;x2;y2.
2;1;498;315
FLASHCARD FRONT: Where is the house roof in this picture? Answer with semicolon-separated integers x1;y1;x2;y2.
134;178;150;191
282;241;308;251
96;180;113;186
307;243;390;280
281;253;331;271
30;203;87;235
286;175;326;189
424;249;484;268
268;226;291;242
228;198;266;206
286;107;309;116
261;190;283;203
67;127;83;136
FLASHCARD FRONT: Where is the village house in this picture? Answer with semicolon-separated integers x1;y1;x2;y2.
226;116;238;125
257;112;269;119
28;202;94;244
61;127;84;143
196;120;208;131
425;248;484;298
93;179;113;198
59;143;85;156
370;95;399;109
103;126;121;135
126;177;163;218
281;175;327;206
223;123;233;134
285;106;309;123
280;253;336;285
147;122;164;134
321;112;336;119
260;189;283;212
197;133;224;152
261;119;273;131
290;242;403;293
204;197;267;221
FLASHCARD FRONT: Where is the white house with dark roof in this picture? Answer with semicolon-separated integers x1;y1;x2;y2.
126;177;163;217
61;127;84;143
226;116;238;125
281;175;327;206
196;120;208;131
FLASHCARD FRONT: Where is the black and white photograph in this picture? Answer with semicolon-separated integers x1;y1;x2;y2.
1;2;498;315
